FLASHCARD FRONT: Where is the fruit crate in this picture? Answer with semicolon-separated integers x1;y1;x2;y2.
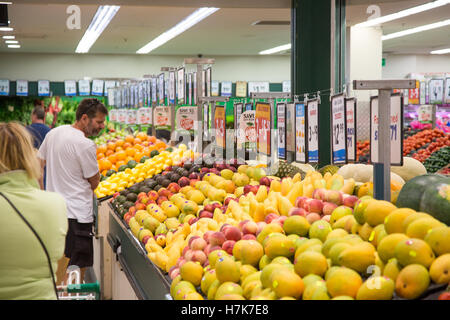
107;201;172;300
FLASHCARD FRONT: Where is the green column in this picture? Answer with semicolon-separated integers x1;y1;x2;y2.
291;0;346;168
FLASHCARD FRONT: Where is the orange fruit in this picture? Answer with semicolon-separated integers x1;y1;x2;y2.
126;148;136;157
97;145;107;154
125;135;135;144
134;152;144;162
107;154;117;164
133;138;142;145
115;146;123;152
101;170;108;176
134;144;144;152
115;139;125;148
123;142;132;150
99;159;112;171
116;150;127;161
97;153;105;160
142;141;150;147
105;149;114;157
125;156;134;163
111;165;118;172
136;132;148;141
148;136;156;143
142;147;150;157
155;141;166;149
116;160;126;168
107;142;116;151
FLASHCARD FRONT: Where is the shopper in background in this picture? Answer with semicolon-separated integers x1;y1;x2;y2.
27;105;51;189
38;98;107;285
0;122;68;300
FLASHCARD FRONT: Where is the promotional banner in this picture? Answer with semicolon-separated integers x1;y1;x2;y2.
418;105;433;123
255;102;271;156
202;70;206;98
211;80;219;97
286;103;295;153
214;105;226;149
370;94;403;166
408;80;420;105
92;79;104;96
187;73;192;105
419;81;427;105
203;103;209;140
169;71;176;105
346;98;357;163
282;80;291;93
238;110;256;151
78;80;90;96
331;94;347;164
176;106;198;134
248;82;270;94
429;79;444;104
445;78;450;104
236;81;247;98
307;100;319;163
38;80;50;97
177;68;185;105
154;106;171;130
193;72;197;105
277;103;287;160
16;80;28;96
152;77;157;105
0;79;10;96
295;103;307;163
158;73;165;105
221;81;232;97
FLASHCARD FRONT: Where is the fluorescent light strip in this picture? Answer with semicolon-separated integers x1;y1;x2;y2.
137;7;219;54
8;44;20;48
355;0;450;28
5;40;17;43
431;48;450;54
259;43;291;55
2;35;14;39
0;27;14;31
0;2;13;4
382;19;450;40
75;5;120;53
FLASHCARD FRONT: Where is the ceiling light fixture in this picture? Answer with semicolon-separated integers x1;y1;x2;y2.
431;48;450;54
259;43;291;55
7;44;20;48
5;39;17;43
75;5;120;53
382;19;450;40
355;0;450;28
0;2;13;4
137;7;219;54
2;35;14;39
0;27;13;31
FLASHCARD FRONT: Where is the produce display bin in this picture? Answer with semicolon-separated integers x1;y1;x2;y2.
107;202;172;300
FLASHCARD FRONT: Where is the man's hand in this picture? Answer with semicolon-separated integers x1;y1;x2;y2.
39;159;46;190
87;172;100;191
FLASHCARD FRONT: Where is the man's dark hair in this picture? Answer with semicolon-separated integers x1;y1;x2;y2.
32;107;45;120
76;98;108;121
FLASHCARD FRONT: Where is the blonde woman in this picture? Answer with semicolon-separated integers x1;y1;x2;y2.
0;122;67;300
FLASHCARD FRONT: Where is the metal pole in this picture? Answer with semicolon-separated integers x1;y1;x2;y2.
376;89;392;201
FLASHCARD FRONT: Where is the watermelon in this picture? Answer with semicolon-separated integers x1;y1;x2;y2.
396;174;448;211
419;181;450;225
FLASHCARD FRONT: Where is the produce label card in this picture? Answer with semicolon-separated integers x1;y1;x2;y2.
146;107;153;126
221;81;232;97
429;79;444;104
239;110;256;151
286;103;296;153
307;100;319;163
331;94;347;164
0;79;10;96
38;80;50;97
214;105;226;149
346;98;357;163
78;80;90;96
249;81;270;94
154;106;171;130
236;81;247;97
295;103;307;163
277;103;287;160
418;105;433;123
176;106;197;134
169;71;176;104
118;109;127;124
408;80;420;105
282;80;291;93
109;109;117;122
92;79;104;96
16;80;28;96
137;107;147;125
177;68;185;105
158;73;165;105
211;80;219;97
255;101;271;156
126;109;137;125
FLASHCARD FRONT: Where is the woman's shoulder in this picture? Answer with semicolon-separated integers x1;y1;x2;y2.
33;189;67;211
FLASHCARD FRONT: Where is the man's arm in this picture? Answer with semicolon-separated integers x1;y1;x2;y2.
39;159;46;190
87;172;100;191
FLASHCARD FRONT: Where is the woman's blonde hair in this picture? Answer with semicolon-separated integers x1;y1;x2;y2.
0;122;41;181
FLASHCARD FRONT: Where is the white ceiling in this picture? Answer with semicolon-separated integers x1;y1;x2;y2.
0;0;449;55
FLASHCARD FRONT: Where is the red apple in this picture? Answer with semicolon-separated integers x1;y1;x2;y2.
259;177;271;187
243;185;253;195
142;235;152;245
137;192;147;200
147;190;159;201
204;204;215;213
295;196;308;209
167;183;181;194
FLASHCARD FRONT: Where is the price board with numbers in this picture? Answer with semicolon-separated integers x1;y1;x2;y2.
126;109;137;125
38;80;50;97
78;80;90;96
0;79;10;96
331;94;347;164
277;103;287;160
16;80;28;96
92;79;104;96
408;80;420;105
370;94;404;166
255;102;272;156
307;99;319;163
236;81;247;98
65;80;77;96
221;81;232;97
345;98;357;163
295;103;307;163
214;105;226;149
234;102;244;146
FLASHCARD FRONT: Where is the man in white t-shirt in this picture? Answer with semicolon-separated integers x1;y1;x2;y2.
38;98;107;284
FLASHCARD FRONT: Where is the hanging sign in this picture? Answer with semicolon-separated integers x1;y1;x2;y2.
193;72;197;105
419;81;427;105
370;94;403;166
176;106;198;134
206;67;212;97
444;78;450;104
147;107;153;126
187;73;192;105
177;68;185;105
154;106;171;130
236;81;247;97
78;80;90;96
286;103;296;153
118;109;127;124
211;80;219;97
169;71;176;104
295;103;307;163
346;98;357;163
137;82;144;107
38;80;50;97
203;103;209;140
221;81;232;97
249;82;270;94
158;73;165;105
126;109;137;125
408;80;420;105
331;94;347;164
234;102;244;146
109;109;117;122
104;81;116;97
429;79;444;104
245;102;253;111
282;81;291;93
64;80;77;96
137;107;147;125
16;80;28;96
238;110;256;151
255;101;271;156
0;79;10;96
92;79;104;96
307;100;319;163
277;103;287;160
214;105;226;149
152;77;157;105
418;105;433;123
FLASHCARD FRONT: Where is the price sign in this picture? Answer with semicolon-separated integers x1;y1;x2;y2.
420;81;427;105
206;67;212;97
169;71;176;104
137;107;147;125
408;80;420;105
236;81;247;97
418;105;433;123
248;82;270;94
221;81;232;97
158;73;165;105
234;102;244;145
307;100;319;163
245;102;253;111
282;80;291;93
277;103;287;160
0;79;10;96
211;80;219;97
147;107;153;126
16;80;28;96
152;77;157;105
238;110;256;151
346;98;357;162
118;109;127;124
109;109;117;122
78;80;90;96
203;103;209;139
126;109;137;125
429;79;444;104
214;105;226;149
193;72;197;105
286;103;296;153
445;78;450;104
154;106;171;130
38;80;50;97
255;102;271;156
331;94;347;164
92;79;104;96
295;103;307;163
176;106;197;133
370;94;403;165
187;73;192;105
104;81;116;97
177;68;185;104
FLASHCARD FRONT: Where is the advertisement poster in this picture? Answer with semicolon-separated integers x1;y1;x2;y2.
203;103;209;140
255;102;271;156
177;68;185;105
193;72;197;105
169;71;176;104
0;79;10;96
295;103;307;163
331;94;347;164
408;80;420;105
214;105;226;149
445;78;450;104
78;80;90;96
154;106;171;130
221;81;232;97
92;79;104;96
277;103;287;160
238;110;256;151
202;70;206;98
211;80;219;97
236;81;247;98
176;106;198;134
429;79;444;104
187;73;192;105
346;98;357;163
38;80;50;97
16;80;29;96
307;100;319;163
234;102;244;146
158;73;165;105
286;103;295;153
152;77;157;105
